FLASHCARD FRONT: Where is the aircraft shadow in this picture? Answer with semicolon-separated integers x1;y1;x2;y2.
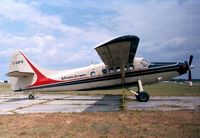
83;95;123;112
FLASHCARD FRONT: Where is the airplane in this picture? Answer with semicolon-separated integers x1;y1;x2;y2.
6;35;194;102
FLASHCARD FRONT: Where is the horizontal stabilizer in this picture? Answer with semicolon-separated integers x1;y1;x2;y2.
6;71;34;77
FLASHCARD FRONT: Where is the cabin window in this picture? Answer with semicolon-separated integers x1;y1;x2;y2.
116;67;121;72
90;71;96;77
102;69;107;74
124;66;127;71
129;65;134;70
109;68;114;73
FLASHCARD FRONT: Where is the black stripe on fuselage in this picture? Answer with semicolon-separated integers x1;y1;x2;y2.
149;62;178;68
14;62;188;92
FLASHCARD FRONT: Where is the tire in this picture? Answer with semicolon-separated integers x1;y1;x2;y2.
138;91;149;102
28;94;34;100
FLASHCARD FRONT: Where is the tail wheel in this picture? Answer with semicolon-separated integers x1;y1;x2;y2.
138;91;149;102
28;94;34;100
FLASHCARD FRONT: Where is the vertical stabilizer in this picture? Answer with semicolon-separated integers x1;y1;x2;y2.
7;51;36;91
7;51;35;77
7;51;61;91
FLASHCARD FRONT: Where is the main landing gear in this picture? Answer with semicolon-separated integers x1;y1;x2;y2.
28;92;35;100
129;78;150;102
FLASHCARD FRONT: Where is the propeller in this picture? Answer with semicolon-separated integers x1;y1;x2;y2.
187;55;193;86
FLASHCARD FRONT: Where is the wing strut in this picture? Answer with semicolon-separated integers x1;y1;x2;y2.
120;60;126;105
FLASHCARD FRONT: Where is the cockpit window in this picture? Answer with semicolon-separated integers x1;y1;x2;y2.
109;68;114;73
116;67;121;72
141;59;150;68
129;64;134;70
102;69;107;74
91;71;96;76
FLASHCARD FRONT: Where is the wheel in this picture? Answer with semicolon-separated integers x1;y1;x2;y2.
28;94;34;100
138;91;149;102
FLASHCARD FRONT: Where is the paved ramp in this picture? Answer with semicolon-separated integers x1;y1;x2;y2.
0;93;199;114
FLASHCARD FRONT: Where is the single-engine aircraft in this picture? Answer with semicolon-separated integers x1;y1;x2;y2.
6;35;194;102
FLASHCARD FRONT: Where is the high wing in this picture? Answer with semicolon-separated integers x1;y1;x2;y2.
95;35;140;67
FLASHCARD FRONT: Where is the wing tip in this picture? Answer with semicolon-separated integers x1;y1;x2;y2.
95;35;140;49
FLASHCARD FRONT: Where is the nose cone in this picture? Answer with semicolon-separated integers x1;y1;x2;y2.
178;62;189;75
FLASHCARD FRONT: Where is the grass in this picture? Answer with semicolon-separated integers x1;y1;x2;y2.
0;83;10;90
144;82;200;96
0;111;199;138
1;82;200;96
0;83;11;94
38;82;200;96
0;83;200;138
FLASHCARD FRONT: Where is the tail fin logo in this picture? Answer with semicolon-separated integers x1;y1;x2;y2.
20;51;62;87
12;60;23;65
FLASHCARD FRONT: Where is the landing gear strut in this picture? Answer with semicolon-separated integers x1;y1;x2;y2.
129;78;150;102
28;92;35;100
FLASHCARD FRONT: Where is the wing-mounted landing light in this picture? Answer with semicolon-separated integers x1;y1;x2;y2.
187;55;194;86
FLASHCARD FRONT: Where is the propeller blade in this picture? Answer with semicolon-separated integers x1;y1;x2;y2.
188;70;192;81
187;55;193;86
189;55;193;66
188;67;192;86
189;80;193;86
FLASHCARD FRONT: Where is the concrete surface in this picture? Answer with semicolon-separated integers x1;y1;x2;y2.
0;93;199;114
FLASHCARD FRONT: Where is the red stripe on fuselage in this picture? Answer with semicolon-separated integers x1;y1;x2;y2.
20;52;62;87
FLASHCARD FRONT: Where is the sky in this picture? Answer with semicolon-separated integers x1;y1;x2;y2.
0;0;200;81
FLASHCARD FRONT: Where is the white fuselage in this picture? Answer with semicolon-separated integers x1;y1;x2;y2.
27;57;180;91
8;50;185;92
